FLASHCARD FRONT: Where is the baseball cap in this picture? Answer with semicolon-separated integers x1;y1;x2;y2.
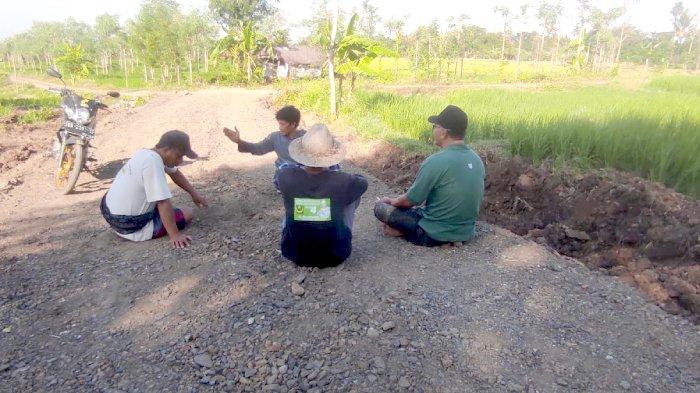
156;130;198;159
428;105;468;133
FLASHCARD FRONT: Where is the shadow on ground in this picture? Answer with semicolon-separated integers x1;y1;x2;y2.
0;155;698;392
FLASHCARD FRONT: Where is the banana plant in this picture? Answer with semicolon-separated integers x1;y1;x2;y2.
336;34;395;92
209;21;267;83
333;13;395;99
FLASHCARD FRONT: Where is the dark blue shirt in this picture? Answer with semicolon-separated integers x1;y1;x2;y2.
277;166;368;267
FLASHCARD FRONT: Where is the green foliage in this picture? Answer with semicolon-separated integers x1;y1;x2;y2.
55;44;93;81
1;19;95;59
209;20;268;83
17;107;55;124
1;0;697;91
0;75;59;124
128;0;185;68
335;35;395;77
364;58;586;84
133;96;148;106
648;74;700;95
203;61;248;84
281;80;700;197
209;0;274;32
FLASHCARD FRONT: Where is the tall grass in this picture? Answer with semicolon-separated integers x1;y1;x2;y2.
648;74;700;95
281;80;700;197
366;57;605;84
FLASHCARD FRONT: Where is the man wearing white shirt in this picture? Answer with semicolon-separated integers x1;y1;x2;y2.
101;130;208;248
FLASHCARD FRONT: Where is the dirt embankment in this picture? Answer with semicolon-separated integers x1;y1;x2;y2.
350;143;700;322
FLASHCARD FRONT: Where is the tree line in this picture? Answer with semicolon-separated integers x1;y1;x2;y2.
1;0;698;86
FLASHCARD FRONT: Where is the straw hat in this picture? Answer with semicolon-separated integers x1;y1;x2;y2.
288;124;346;167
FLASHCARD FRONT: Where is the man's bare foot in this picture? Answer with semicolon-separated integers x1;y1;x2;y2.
382;224;403;237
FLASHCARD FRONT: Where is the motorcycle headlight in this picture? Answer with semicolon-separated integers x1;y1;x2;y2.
66;107;91;124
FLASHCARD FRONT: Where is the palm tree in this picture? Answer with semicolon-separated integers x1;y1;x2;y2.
671;1;697;65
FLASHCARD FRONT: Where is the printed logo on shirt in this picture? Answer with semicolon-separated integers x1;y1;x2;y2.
467;163;473;169
293;198;332;222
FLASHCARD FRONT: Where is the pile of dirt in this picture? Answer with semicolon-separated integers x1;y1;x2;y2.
0;123;54;176
0;144;36;173
350;142;700;322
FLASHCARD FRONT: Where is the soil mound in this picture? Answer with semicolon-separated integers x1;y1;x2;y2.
351;142;700;321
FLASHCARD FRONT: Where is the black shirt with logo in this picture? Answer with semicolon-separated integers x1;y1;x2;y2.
277;166;368;267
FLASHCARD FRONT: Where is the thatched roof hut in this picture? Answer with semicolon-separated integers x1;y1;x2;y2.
273;46;325;67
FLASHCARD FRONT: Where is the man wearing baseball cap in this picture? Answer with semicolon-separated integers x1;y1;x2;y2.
100;130;208;248
374;105;485;247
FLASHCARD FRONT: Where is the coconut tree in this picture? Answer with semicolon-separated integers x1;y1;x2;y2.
671;1;697;65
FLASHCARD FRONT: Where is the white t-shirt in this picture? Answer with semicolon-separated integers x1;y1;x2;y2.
106;149;177;241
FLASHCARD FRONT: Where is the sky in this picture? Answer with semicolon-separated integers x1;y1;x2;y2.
1;0;697;41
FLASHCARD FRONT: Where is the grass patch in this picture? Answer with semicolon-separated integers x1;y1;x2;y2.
648;74;700;95
365;57;605;84
281;81;700;197
17;107;55;124
0;71;59;124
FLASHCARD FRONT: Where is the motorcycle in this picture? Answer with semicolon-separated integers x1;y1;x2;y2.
47;69;119;194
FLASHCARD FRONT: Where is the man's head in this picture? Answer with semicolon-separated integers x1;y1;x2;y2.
276;105;301;136
155;130;197;167
428;105;468;147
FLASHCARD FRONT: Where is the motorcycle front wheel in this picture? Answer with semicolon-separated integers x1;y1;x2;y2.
55;144;85;194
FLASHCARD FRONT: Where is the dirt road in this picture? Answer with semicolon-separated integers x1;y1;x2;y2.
0;87;697;392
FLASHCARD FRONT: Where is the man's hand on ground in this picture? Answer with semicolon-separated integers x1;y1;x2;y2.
223;126;241;144
192;192;209;209
169;233;192;249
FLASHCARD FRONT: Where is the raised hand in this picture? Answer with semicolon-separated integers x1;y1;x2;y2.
223;126;241;144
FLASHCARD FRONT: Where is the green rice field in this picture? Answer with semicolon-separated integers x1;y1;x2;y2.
281;73;700;197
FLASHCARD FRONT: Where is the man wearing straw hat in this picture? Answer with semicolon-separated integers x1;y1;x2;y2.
277;124;368;267
374;105;485;247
